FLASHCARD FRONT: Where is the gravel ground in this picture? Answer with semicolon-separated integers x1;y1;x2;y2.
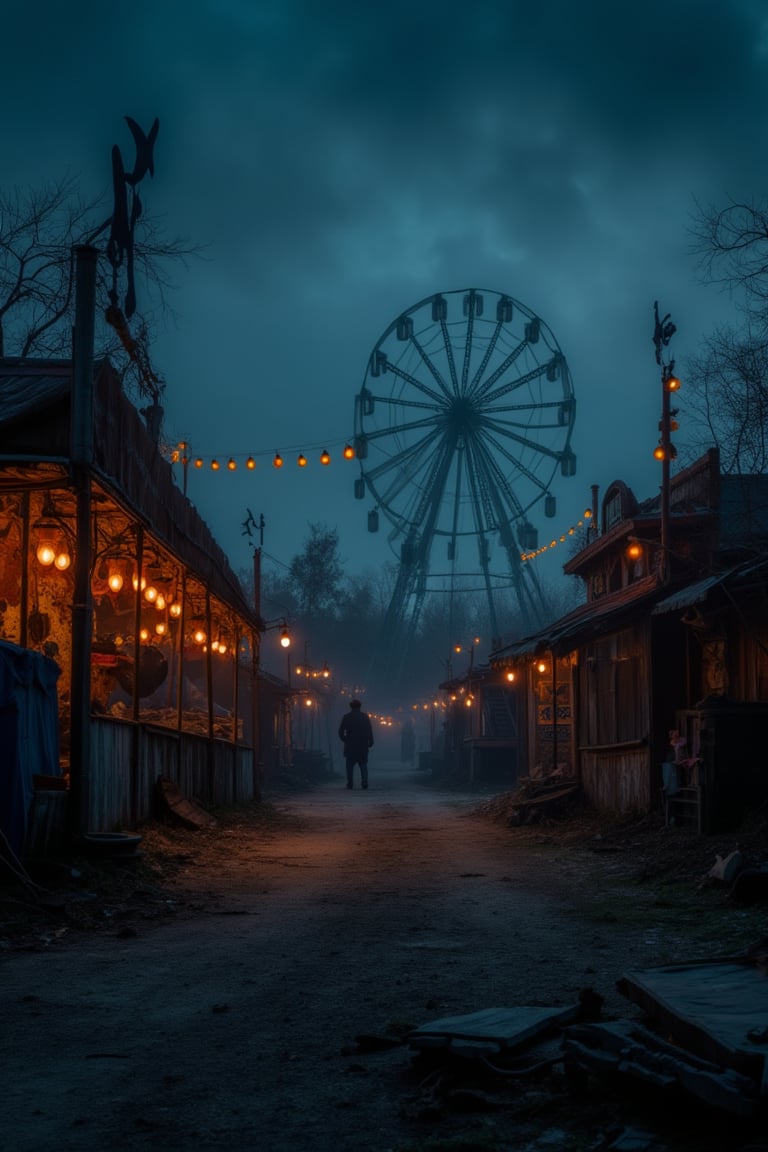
2;761;767;1152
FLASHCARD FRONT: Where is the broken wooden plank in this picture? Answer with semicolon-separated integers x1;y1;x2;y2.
563;1020;759;1116
617;957;768;1085
155;777;217;830
409;1004;581;1053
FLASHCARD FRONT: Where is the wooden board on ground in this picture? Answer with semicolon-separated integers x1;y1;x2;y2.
156;777;217;830
409;1005;581;1052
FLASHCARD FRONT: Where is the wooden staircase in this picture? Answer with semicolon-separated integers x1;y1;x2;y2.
483;685;517;737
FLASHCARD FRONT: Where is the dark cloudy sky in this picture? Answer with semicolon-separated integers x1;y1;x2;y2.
3;0;766;593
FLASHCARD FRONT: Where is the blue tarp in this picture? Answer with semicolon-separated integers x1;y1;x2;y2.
0;641;61;858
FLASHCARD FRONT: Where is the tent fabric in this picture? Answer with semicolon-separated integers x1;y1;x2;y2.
0;641;61;858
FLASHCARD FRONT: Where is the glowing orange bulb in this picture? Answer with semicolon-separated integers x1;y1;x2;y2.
297;453;307;467
36;542;56;566
227;458;237;471
273;452;283;469
320;449;331;465
246;456;256;470
343;444;355;460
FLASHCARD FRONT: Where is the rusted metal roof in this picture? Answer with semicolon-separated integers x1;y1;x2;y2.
491;576;661;661
0;357;259;627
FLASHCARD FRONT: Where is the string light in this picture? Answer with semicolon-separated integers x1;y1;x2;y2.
165;439;357;474
520;508;593;563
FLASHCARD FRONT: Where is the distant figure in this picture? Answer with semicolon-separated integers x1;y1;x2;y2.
338;699;374;789
400;718;416;765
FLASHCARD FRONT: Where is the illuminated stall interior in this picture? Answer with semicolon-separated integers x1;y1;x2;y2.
0;357;261;822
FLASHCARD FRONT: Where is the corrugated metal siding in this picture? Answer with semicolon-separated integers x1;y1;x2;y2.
89;719;134;829
86;719;256;830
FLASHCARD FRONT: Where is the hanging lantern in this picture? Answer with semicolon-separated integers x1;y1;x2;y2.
33;500;69;569
108;568;124;593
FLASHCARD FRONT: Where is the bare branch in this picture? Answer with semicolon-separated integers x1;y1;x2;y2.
0;175;202;402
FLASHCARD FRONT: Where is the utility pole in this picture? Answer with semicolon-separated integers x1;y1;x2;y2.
652;302;681;584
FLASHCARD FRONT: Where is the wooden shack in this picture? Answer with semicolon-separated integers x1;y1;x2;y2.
491;450;768;832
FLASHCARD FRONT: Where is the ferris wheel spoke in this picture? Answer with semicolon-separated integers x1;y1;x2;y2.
468;318;504;395
364;389;443;415
480;362;549;405
411;430;462;550
367;433;464;532
460;309;476;396
472;338;527;399
438;318;460;395
383;359;448;407
479;416;568;465
448;448;464;558
488;399;570;425
478;425;555;494
364;424;444;491
468;434;528;522
362;412;446;447
408;332;456;401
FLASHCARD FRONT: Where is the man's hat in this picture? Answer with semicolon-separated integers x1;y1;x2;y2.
350;699;362;708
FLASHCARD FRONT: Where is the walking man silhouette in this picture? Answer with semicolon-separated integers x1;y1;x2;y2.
338;699;374;789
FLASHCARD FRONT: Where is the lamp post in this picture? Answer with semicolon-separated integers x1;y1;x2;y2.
254;617;291;779
652;302;680;585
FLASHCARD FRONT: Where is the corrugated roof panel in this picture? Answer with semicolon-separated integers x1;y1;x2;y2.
652;571;732;615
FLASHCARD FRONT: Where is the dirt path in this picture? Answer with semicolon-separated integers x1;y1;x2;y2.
0;762;757;1151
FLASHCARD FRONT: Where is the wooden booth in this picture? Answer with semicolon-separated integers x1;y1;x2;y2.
0;354;263;843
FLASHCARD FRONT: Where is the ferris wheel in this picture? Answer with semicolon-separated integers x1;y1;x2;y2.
353;288;576;657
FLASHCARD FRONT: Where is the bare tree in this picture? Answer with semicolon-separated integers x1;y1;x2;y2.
691;196;768;325
684;197;768;472
0;174;198;405
683;325;768;473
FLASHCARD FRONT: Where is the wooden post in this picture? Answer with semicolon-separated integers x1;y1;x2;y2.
68;244;98;838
